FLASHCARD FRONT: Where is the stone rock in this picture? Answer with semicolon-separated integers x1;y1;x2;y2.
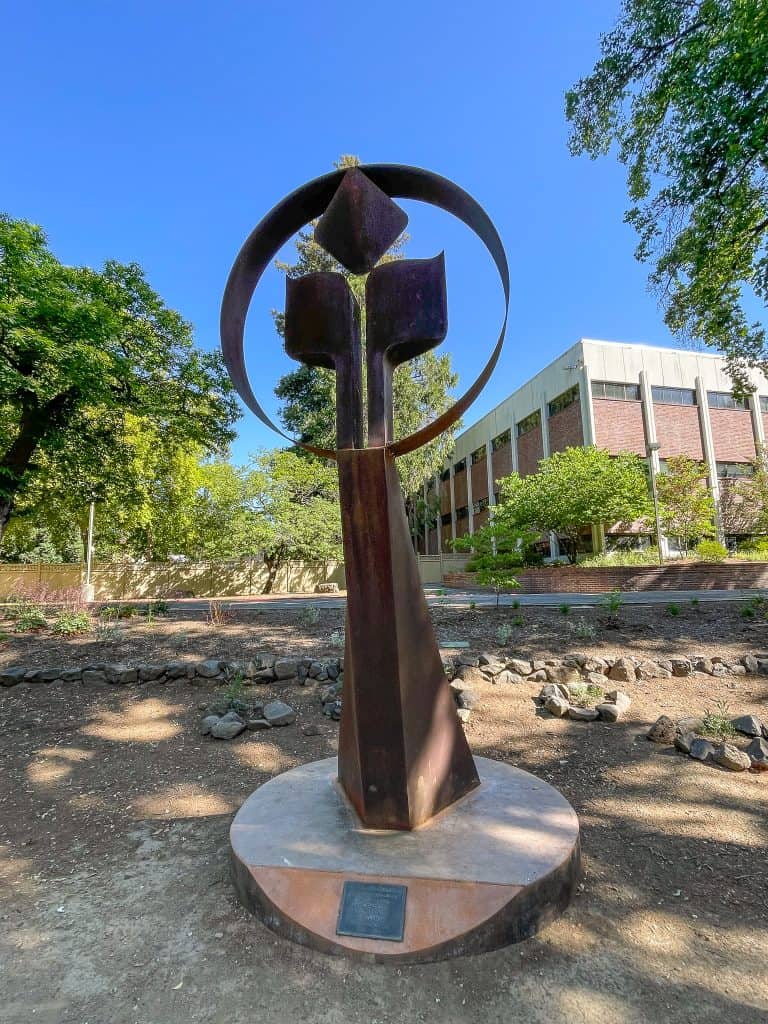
211;717;246;740
324;700;342;721
457;689;479;710
568;706;599;722
246;718;272;731
195;659;222;679
676;715;704;735
456;708;471;723
0;666;27;687
674;731;696;754
545;695;569;717
456;665;486;687
745;737;768;770
506;658;532;676
729;665;747;676
582;657;607;675
61;668;82;683
741;654;759;673
220;711;245;724
24;669;42;683
531;660;546;672
495;670;525;686
326;662;340;680
165;661;191;679
715;743;751;772
584;671;608;688
457;654;480;668
273;658;299;681
608;658;635;682
606;690;631;713
545;664;581;686
252;668;276;682
315;582;339;593
302;723;322;736
105;663;138;685
539;682;570;702
636;660;671;680
670;658;692;677
648;715;677;744
199;715;220;736
529;670;548;683
82;669;107;686
263;700;297;726
689;738;716;762
308;661;324;679
732;714;764;737
695;657;714;675
138;663;165;681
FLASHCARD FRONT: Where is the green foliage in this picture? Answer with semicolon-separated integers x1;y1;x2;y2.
13;607;47;631
580;547;660;567
695;539;728;562
272;155;461;500
298;604;320;627
599;589;624;620
511;599;521;610
741;604;756;619
0;215;239;545
512;615;524;627
568;683;604;708
567;1;768;386
495;623;513;645
329;628;345;649
558;603;571;615
52;611;91;635
691;597;700;609
656;456;716;554
701;700;737;741
494;446;651;563
568;616;597;642
666;602;680;617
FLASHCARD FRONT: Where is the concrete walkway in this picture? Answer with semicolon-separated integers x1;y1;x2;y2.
168;586;761;613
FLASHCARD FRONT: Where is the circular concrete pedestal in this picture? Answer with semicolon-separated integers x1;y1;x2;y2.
230;757;580;963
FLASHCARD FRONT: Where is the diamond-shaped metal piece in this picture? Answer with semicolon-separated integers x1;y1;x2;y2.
314;169;409;275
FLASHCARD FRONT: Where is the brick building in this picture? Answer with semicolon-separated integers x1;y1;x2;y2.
418;339;768;556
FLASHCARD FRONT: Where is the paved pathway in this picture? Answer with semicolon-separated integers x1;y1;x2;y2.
167;586;760;613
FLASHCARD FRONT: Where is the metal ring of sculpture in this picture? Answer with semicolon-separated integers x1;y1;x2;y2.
220;163;509;460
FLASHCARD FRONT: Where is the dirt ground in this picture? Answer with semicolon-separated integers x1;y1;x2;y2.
1;603;767;1023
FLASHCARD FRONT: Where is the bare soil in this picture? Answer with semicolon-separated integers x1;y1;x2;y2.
1;603;767;1023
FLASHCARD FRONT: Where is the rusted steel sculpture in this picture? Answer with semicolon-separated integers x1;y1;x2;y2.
221;165;509;829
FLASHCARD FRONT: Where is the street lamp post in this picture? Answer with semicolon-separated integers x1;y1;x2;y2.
647;442;664;565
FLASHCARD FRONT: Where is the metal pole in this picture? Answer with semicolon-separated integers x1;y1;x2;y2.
85;501;95;585
647;444;664;565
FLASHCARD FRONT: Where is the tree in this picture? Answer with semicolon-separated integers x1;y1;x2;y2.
494;446;651;563
717;444;768;538
655;454;716;553
452;513;539;606
0;215;239;544
272;155;461;500
566;1;768;390
245;449;342;592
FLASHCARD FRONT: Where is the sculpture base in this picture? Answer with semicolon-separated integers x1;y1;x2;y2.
230;757;580;963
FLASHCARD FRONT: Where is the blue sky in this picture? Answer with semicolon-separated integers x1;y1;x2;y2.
1;1;684;463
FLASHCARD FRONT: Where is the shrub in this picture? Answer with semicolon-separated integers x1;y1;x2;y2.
558;603;571;615
695;539;728;562
14;608;47;632
512;615;524;627
141;601;169;616
298;605;320;627
701;700;737;740
580;548;661;567
568;683;604;707
329;629;345;649
568;617;596;641
52;611;91;635
666;602;680;617
741;604;756;619
495;623;513;644
599;589;623;619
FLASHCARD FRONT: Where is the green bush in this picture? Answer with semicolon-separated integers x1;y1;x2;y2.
558;603;571;615
695;539;728;562
52;611;91;635
580;548;660;567
666;602;680;617
14;608;47;632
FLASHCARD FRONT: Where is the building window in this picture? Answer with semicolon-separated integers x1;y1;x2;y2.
717;462;754;478
454;458;466;474
760;396;768;413
516;410;541;437
493;491;500;504
471;445;486;464
547;385;579;417
591;380;640;402
707;391;749;410
472;496;489;515
455;505;468;521
440;512;452;526
491;429;511;451
651;386;696;406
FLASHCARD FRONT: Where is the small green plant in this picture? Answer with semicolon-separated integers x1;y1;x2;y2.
701;700;737;740
695;539;728;562
13;608;48;632
691;597;700;610
222;671;248;714
666;602;680;617
568;683;604;707
558;603;571;616
0;631;9;644
741;604;757;619
512;615;524;627
495;623;513;644
512;599;521;610
469;600;477;611
599;589;623;623
52;611;91;635
206;600;230;626
568;616;596;641
329;628;345;649
298;604;320;627
95;620;121;642
141;600;169;617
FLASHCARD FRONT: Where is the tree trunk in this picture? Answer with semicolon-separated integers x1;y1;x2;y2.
0;391;78;545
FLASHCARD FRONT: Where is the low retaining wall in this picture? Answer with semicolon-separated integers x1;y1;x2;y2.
443;562;768;594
